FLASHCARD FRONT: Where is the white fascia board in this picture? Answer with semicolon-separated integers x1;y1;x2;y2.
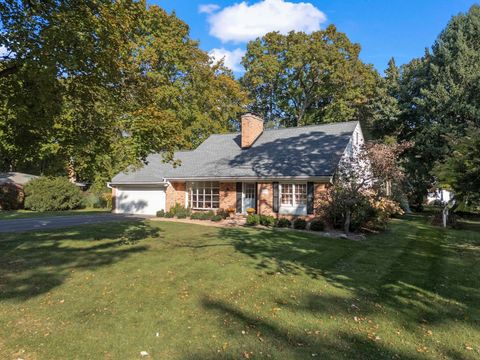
109;182;169;187
165;176;333;182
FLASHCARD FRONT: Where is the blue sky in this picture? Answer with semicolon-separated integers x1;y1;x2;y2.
153;0;475;75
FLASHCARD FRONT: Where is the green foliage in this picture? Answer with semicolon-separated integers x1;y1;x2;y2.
176;212;188;219
102;193;113;210
191;211;214;220
275;218;291;228
156;210;166;218
259;215;275;227
0;1;246;183
435;124;480;203
169;203;192;218
164;211;174;218
24;177;83;211
246;214;260;226
368;6;480;205
241;25;378;127
0;183;24;210
367;58;402;139
210;215;223;222
216;209;229;219
190;212;204;220
293;218;307;230
82;192;107;209
309;219;325;232
205;210;216;219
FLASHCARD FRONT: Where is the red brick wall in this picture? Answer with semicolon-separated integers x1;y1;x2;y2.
163;180;329;217
219;182;237;210
166;182;186;211
257;182;275;216
256;182;329;219
241;114;264;148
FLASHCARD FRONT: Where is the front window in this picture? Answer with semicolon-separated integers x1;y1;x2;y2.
280;183;307;206
189;181;219;209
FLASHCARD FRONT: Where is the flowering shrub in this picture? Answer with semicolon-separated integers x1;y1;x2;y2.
315;141;410;232
368;196;404;229
246;207;256;215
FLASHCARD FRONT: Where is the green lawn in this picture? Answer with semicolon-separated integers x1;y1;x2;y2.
0;208;110;220
0;216;479;359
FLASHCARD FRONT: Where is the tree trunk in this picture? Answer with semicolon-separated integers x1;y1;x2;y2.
66;159;77;184
344;209;351;233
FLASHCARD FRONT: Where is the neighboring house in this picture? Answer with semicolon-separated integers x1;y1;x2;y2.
109;114;364;217
0;172;38;188
427;188;453;204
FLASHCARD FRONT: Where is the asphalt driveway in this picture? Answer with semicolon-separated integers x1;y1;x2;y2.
0;214;146;233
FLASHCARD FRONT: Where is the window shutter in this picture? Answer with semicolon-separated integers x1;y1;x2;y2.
255;182;259;213
307;182;314;215
273;182;279;213
236;182;242;213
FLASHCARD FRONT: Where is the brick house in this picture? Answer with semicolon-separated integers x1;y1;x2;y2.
109;114;364;218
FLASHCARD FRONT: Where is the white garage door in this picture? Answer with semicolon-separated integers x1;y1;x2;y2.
115;186;166;215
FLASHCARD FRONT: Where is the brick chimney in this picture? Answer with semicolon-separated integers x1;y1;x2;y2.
241;113;264;148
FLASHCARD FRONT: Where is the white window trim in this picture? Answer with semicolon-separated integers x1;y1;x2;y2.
188;181;220;210
279;183;308;215
242;182;256;214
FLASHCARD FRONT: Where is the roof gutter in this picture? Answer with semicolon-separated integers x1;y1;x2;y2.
165;176;333;183
108;177;333;186
108;181;169;187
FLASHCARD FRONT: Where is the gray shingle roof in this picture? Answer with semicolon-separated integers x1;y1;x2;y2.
112;121;358;183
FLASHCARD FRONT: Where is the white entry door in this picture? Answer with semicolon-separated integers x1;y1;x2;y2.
242;183;256;213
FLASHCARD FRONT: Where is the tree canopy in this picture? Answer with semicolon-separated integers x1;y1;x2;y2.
0;0;246;186
367;5;480;205
241;25;378;128
1;1;479;205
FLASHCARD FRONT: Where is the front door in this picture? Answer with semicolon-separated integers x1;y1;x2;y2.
243;183;256;213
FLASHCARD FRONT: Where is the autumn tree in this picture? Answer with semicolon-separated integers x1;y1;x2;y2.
0;1;246;185
320;142;410;232
241;25;378;127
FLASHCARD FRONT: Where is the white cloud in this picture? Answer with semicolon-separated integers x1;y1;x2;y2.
209;47;246;72
206;0;327;43
0;45;9;57
198;3;220;14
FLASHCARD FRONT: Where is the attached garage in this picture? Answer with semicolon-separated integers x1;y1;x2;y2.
113;185;167;215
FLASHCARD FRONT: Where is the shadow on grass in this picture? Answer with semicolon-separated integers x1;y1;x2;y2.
181;297;421;360
0;221;160;301
217;217;480;331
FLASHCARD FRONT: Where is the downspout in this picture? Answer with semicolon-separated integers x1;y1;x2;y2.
106;182;115;213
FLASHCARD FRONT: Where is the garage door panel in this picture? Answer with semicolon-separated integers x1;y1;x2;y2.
116;187;166;215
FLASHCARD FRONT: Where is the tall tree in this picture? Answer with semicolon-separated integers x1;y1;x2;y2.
367;58;402;139
435;124;480;204
241;25;378;127
0;1;246;185
372;5;480;206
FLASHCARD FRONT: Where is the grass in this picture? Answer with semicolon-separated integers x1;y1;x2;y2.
0;208;110;220
0;215;479;359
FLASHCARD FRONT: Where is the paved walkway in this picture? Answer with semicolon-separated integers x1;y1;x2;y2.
0;214;146;233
